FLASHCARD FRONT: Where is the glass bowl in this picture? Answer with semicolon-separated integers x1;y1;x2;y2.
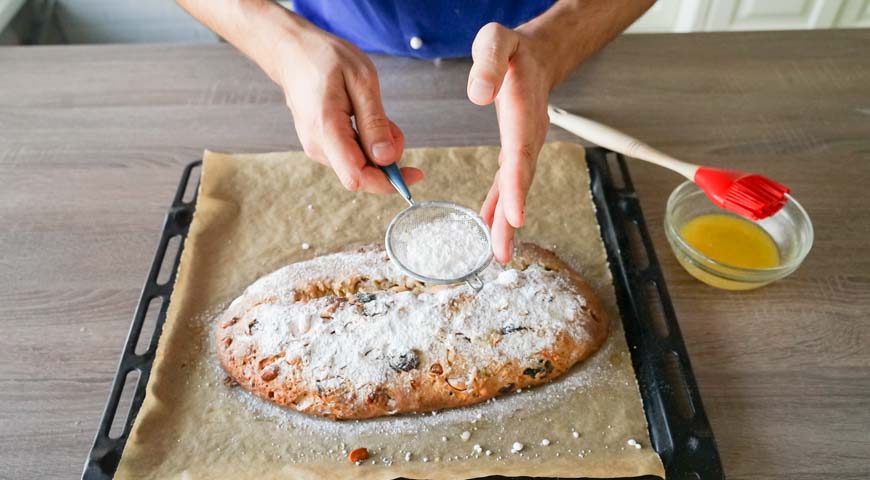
664;181;813;290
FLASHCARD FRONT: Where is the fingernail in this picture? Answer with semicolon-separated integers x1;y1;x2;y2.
469;79;494;103
372;141;394;162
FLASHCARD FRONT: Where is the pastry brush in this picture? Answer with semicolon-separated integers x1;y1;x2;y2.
547;105;790;220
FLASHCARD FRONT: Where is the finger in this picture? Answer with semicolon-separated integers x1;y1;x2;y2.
346;68;400;166
355;165;424;194
495;98;544;228
326;141;424;195
399;166;424;185
467;23;519;105
320;113;424;195
480;173;500;226
389;120;406;160
497;144;536;228
490;197;515;263
320;115;369;192
387;119;421;188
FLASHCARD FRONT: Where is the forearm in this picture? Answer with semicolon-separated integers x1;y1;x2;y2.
518;0;655;88
177;0;308;85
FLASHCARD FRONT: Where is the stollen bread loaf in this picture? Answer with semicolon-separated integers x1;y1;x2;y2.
216;242;608;420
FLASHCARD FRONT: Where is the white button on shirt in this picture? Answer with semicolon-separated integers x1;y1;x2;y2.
409;36;423;50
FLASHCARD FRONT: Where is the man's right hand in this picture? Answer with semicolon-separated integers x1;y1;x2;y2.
276;25;423;193
177;0;422;194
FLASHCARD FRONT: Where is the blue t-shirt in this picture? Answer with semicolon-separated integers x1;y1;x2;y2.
293;0;555;59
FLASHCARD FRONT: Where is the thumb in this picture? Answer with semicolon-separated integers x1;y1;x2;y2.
347;72;401;166
467;23;519;105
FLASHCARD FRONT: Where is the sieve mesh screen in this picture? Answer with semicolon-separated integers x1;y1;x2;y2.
386;202;492;283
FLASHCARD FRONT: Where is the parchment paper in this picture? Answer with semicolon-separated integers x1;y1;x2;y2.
116;142;664;479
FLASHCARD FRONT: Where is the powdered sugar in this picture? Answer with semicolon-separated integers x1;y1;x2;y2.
220;247;594;405
393;212;490;280
208;336;617;439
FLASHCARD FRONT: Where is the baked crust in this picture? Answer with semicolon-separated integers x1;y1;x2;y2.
216;242;608;420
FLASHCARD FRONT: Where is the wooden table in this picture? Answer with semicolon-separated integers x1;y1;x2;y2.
1;30;868;479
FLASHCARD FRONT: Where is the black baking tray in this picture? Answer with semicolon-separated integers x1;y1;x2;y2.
82;148;723;480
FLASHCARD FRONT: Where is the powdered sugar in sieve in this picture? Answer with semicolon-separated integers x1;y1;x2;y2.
385;201;493;287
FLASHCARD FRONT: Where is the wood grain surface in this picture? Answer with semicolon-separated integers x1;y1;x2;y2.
1;30;869;479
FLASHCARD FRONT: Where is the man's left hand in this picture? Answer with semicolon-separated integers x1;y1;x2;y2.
467;22;557;263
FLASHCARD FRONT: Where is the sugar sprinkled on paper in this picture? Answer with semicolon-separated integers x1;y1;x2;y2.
199;244;627;464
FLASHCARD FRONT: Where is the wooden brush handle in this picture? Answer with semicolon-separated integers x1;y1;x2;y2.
547;105;699;180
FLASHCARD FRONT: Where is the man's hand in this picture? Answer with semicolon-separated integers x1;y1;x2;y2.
177;0;422;194
468;23;554;263
278;27;423;193
467;1;653;262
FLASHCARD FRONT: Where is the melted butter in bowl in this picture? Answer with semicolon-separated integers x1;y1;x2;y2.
665;181;813;291
680;214;780;269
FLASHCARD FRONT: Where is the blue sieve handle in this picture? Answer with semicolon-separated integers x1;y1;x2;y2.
380;163;414;205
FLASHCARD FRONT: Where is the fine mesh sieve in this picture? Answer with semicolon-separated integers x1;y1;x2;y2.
385;201;493;289
378;163;492;290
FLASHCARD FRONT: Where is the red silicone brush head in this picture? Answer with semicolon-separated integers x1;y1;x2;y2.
694;168;790;220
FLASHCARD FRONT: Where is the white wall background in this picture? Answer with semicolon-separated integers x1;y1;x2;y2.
628;0;870;33
2;0;868;44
